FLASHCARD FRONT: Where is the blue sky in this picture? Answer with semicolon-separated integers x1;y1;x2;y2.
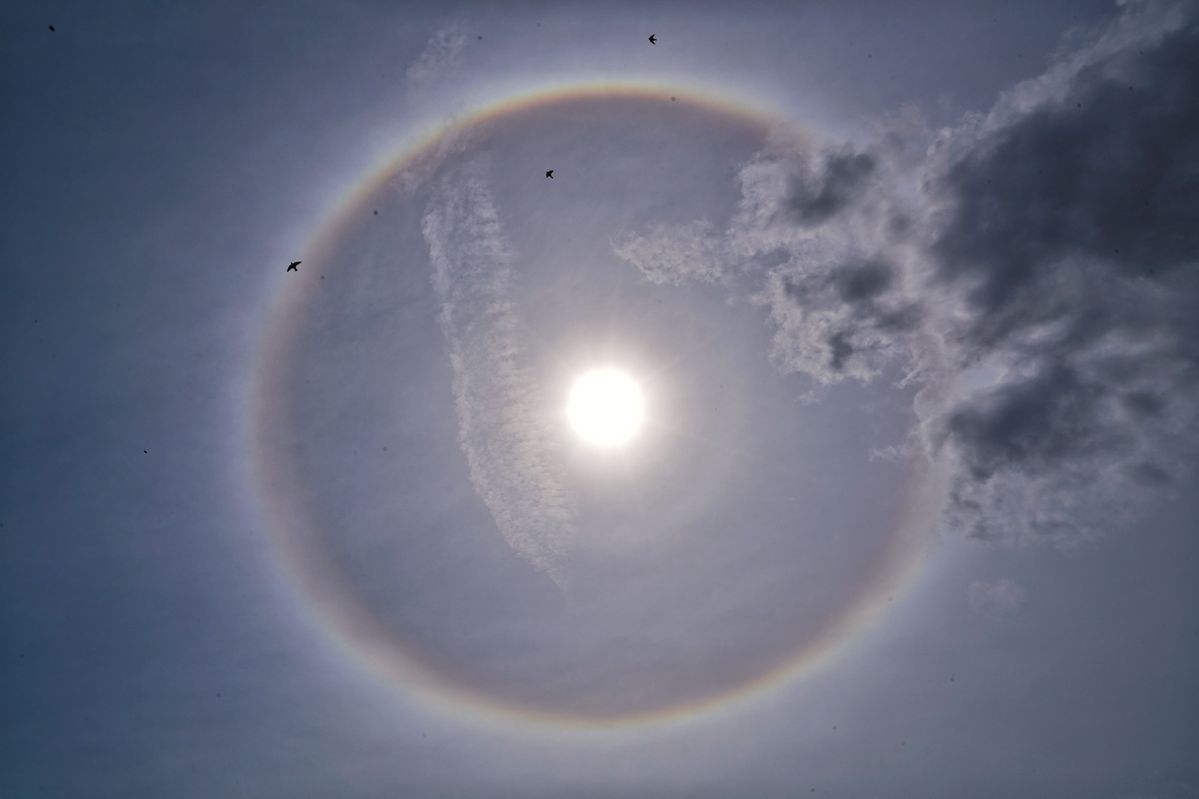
3;2;1197;797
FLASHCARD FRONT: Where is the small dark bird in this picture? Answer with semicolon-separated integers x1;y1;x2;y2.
286;261;300;272
48;25;55;32
648;34;656;44
545;170;554;179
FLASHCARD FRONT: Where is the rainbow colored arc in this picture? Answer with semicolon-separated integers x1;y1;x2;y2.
248;79;938;734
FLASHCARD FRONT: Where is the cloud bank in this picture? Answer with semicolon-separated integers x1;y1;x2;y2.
615;1;1199;546
422;163;576;582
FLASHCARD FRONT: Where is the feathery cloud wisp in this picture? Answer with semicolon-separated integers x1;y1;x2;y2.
406;23;467;96
423;163;576;583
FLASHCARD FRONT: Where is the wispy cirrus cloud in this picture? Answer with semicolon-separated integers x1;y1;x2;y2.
422;161;576;584
405;23;468;97
611;220;727;286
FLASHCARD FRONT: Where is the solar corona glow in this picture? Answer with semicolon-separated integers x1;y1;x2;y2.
250;79;935;733
567;368;645;448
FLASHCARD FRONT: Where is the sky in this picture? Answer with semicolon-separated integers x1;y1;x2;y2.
2;1;1198;797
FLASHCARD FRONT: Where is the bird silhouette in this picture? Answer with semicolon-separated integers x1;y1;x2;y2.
545;170;554;179
286;261;300;272
48;24;56;32
648;34;656;44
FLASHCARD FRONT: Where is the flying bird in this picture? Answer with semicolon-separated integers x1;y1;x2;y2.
286;261;300;272
48;24;55;32
545;170;554;179
648;34;656;44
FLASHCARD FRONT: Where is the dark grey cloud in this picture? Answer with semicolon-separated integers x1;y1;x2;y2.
787;150;877;226
943;363;1121;483
830;259;893;303
920;2;1199;542
619;1;1199;546
808;258;924;376
760;253;922;383
930;18;1199;327
982;13;1191;301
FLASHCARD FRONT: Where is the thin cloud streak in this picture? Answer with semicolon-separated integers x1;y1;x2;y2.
422;162;577;584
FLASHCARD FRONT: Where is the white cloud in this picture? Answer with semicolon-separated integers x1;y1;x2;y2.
405;23;467;96
611;220;726;286
422;161;576;584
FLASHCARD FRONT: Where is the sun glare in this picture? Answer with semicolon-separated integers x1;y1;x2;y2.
566;368;645;448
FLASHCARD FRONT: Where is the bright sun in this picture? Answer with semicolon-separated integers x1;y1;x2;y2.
566;368;645;448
